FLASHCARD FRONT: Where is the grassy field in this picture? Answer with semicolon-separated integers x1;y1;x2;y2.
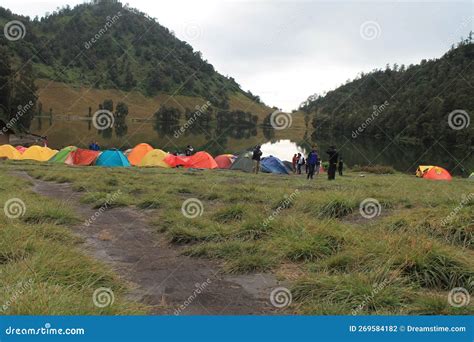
0;160;473;315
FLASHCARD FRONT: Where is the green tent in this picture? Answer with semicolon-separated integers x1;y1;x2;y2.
49;146;77;163
230;152;254;173
469;172;474;180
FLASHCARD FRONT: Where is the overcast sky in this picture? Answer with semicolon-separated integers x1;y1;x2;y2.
3;0;473;111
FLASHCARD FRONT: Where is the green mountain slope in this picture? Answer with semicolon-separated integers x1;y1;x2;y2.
0;0;260;109
301;40;473;155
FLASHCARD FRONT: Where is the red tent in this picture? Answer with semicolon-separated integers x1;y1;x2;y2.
165;152;217;169
71;148;100;166
215;154;234;169
422;166;452;181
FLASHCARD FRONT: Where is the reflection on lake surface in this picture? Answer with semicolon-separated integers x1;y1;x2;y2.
30;117;472;175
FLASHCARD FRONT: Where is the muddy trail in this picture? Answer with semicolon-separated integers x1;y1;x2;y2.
17;172;279;315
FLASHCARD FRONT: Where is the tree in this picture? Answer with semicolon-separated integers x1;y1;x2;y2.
114;102;128;137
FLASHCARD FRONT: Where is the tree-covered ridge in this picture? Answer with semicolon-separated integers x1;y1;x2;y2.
0;1;258;108
301;38;473;151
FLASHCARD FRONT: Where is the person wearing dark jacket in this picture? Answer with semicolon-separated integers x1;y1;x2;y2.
326;146;339;180
306;148;319;180
185;145;194;156
338;158;344;176
252;145;263;174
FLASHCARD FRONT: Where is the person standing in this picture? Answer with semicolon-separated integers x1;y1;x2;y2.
306;147;319;180
326;146;339;180
292;153;298;173
297;153;305;174
252;145;263;174
338;158;344;176
185;145;194;156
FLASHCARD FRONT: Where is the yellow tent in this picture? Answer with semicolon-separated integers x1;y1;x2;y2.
0;144;21;160
139;149;171;168
415;165;434;178
20;146;57;161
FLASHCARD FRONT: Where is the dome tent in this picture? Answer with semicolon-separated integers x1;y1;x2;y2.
0;144;21;159
20;146;57;161
71;148;100;166
96;149;130;167
261;156;290;175
215;154;235;169
230;152;254;173
49;146;77;163
139;149;171;168
165;151;218;169
422;166;452;181
128;143;154;166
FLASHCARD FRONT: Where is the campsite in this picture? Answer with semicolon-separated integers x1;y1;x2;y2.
0;0;473;330
0;142;473;315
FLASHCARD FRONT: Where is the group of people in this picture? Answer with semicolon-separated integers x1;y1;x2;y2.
252;144;343;180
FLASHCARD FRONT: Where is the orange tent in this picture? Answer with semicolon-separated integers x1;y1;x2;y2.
165;152;218;169
422;166;452;181
127;143;154;166
165;154;191;168
71;148;100;166
215;154;234;169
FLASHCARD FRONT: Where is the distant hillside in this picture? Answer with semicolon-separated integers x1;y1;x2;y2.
300;39;473;155
0;0;263;110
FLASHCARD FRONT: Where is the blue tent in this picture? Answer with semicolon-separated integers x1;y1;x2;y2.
95;149;131;167
261;156;290;175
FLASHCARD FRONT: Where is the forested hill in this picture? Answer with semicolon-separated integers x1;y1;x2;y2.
300;39;473;151
0;1;261;108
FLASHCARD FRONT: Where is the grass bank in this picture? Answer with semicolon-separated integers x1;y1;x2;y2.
0;160;472;315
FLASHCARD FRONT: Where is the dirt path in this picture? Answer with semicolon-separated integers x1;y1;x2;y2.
17;172;278;315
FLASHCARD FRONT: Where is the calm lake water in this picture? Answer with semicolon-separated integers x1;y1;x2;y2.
30;117;473;175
